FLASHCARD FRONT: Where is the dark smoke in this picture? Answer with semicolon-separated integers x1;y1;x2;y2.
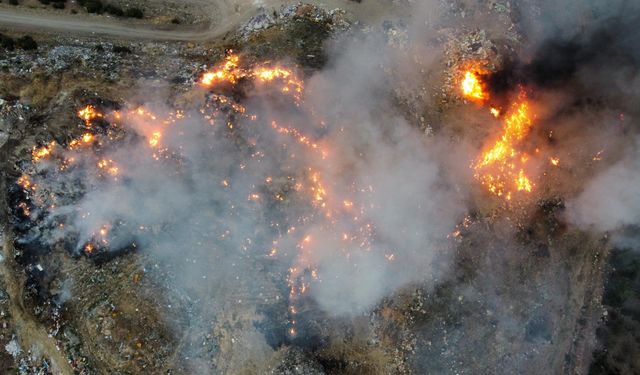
485;3;640;116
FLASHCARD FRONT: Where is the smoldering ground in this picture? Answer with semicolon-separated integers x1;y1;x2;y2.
12;6;472;372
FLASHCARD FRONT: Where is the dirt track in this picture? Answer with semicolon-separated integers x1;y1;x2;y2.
0;0;408;41
0;6;255;41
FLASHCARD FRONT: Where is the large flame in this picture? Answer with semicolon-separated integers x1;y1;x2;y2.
200;53;304;100
473;96;534;199
460;65;536;200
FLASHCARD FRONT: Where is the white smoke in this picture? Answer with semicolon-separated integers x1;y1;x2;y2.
567;140;640;231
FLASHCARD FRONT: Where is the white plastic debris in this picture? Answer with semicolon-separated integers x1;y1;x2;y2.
5;339;21;357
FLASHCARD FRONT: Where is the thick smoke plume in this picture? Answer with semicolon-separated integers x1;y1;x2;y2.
567;143;640;231
515;0;640;234
18;19;467;331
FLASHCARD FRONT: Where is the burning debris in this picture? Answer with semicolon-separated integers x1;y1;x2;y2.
10;50;465;359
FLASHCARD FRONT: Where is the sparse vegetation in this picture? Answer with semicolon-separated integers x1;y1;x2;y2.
0;34;15;51
112;45;132;54
75;0;143;18
38;0;67;6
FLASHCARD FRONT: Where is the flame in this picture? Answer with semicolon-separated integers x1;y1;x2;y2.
97;159;119;176
78;105;103;125
201;53;303;100
515;169;532;192
32;141;56;162
17;175;33;190
461;69;488;102
149;132;162;147
17;202;30;217
23;55;378;339
473;96;535;198
84;243;94;254
200;53;240;86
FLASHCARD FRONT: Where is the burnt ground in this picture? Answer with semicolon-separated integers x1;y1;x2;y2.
0;2;635;375
589;244;640;375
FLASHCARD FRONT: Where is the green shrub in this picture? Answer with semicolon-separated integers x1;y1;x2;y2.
84;0;103;13
16;35;37;50
112;45;132;54
124;7;143;19
103;4;124;16
0;34;15;50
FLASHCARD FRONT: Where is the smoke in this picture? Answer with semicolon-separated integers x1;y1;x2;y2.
449;0;640;237
513;1;640;235
16;6;468;353
298;34;466;314
567;141;640;231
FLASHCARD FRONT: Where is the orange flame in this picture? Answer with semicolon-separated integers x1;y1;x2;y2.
473;96;535;198
149;131;162;147
78;105;103;125
200;54;303;100
32;141;56;162
461;69;488;103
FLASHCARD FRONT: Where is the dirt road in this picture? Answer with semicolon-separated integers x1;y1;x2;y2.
0;1;408;41
0;6;251;41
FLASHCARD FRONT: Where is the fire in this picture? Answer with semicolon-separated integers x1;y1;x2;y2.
149;132;162;147
17;175;33;190
461;69;488;102
473;96;535;198
78;105;103;125
17;202;30;217
201;53;303;100
255;67;291;81
32;141;56;162
97;159;119;176
84;243;94;254
200;53;240;86
515;169;532;192
22;55;377;339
